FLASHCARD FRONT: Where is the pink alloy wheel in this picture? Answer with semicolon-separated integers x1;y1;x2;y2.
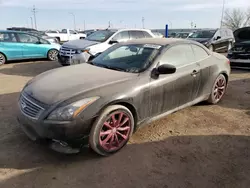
213;76;226;101
99;112;131;152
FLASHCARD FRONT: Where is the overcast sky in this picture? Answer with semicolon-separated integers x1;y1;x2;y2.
0;0;250;30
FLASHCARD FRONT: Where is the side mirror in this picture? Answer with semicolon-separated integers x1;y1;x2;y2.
215;36;221;40
152;64;176;78
109;40;118;45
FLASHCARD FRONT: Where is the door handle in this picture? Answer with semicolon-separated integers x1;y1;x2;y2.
191;70;199;76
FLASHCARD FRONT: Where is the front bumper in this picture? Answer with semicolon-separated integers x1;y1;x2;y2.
17;109;93;148
58;52;91;66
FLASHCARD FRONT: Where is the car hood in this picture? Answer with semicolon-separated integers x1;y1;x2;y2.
233;27;250;43
188;38;210;43
62;39;100;49
24;64;137;105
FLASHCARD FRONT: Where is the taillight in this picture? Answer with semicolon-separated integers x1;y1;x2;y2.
227;60;230;64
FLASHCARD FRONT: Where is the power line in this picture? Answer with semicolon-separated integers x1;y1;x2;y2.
142;17;145;29
31;5;38;29
30;17;33;29
220;0;226;28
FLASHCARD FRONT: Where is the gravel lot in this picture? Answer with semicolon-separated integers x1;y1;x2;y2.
0;60;250;188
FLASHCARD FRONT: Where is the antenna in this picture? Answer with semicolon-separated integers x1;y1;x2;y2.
142;17;145;28
31;5;38;29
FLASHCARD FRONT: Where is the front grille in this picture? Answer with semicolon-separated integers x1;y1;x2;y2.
59;46;77;57
19;94;44;119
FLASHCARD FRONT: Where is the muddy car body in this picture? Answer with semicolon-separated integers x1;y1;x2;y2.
17;38;231;156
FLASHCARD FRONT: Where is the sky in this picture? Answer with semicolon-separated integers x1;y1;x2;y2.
0;0;250;30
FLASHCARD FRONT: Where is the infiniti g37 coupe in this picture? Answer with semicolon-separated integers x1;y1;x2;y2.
17;38;231;156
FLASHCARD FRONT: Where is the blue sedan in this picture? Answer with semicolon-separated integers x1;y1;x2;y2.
0;30;61;65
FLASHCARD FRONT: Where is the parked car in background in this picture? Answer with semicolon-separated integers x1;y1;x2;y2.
46;29;86;43
175;32;192;39
152;31;164;38
58;28;156;66
17;38;230;156
7;27;59;44
78;29;98;37
187;28;235;52
0;30;61;65
227;27;250;69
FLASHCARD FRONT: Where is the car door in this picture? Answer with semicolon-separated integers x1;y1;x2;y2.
17;33;45;58
149;44;201;117
191;44;213;98
0;32;23;60
212;30;224;52
69;30;79;40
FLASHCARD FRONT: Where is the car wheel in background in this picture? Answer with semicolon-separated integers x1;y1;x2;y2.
47;49;59;61
0;53;6;66
89;105;134;156
207;74;227;104
208;45;214;52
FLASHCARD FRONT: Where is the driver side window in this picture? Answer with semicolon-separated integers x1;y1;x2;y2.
112;31;130;42
160;44;195;67
69;30;77;34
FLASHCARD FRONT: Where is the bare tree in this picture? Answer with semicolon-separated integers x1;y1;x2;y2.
222;8;250;31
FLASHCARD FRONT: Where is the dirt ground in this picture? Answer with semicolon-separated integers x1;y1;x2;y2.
0;60;250;188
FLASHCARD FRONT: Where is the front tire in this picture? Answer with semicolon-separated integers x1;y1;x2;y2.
47;49;59;61
0;53;6;66
207;74;227;104
89;105;134;156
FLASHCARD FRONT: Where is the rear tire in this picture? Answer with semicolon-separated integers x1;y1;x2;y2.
47;49;59;61
207;74;227;104
89;105;134;156
0;53;6;66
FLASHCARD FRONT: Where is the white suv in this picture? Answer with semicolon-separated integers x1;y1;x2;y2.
58;28;156;66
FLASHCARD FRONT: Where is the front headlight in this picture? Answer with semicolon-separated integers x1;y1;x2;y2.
47;97;99;121
76;48;90;54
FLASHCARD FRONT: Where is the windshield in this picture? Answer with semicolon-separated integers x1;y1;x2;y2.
90;44;161;73
189;30;216;39
85;30;116;42
176;33;189;38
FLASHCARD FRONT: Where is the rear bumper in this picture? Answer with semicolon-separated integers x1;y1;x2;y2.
227;53;250;69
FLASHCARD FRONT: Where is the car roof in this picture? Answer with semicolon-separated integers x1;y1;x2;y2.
0;30;28;33
122;38;192;46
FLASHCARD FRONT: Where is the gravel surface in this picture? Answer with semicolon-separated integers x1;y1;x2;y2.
0;60;250;188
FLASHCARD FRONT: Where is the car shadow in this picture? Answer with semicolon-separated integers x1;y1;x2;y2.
0;134;250;188
0;60;61;77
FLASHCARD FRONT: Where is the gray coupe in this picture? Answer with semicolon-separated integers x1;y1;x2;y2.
17;38;231;156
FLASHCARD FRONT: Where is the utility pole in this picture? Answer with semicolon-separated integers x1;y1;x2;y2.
69;13;76;30
142;17;145;28
220;0;226;28
32;5;38;29
84;20;86;30
108;21;111;28
191;21;193;29
30;17;33;28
